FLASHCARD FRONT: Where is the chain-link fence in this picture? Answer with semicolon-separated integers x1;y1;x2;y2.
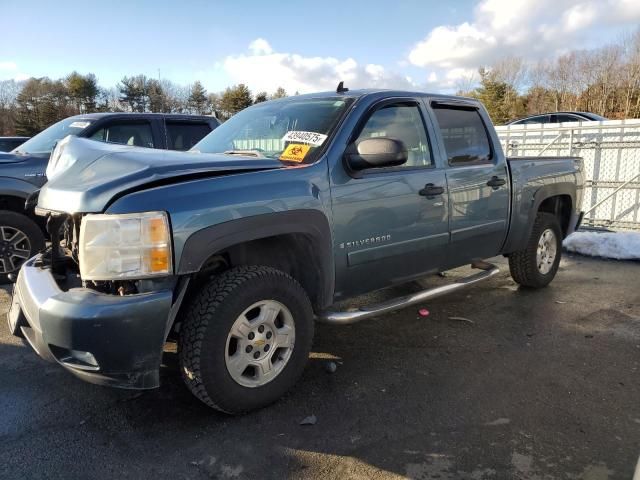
495;120;640;231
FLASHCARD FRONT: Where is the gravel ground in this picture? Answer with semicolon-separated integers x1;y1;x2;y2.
1;254;639;479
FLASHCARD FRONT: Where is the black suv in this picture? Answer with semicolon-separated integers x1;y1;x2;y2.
0;113;219;281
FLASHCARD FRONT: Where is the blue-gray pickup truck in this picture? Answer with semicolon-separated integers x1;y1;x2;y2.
8;88;584;414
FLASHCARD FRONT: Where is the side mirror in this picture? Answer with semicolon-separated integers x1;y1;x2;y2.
345;137;408;171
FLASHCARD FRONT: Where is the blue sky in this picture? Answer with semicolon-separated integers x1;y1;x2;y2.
2;0;639;94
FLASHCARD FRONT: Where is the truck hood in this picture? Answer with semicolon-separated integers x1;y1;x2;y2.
38;136;284;213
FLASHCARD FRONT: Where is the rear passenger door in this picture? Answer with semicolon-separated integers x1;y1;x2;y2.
165;120;213;151
428;101;509;264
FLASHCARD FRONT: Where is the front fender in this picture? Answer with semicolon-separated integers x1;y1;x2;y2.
177;209;334;308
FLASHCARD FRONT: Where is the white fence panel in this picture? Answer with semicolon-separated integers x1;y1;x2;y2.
495;120;640;231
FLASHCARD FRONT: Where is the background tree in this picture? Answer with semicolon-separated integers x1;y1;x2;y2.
219;84;253;119
146;79;166;113
254;91;268;103
270;87;287;99
0;80;21;135
65;72;99;113
188;81;208;114
119;75;148;112
14;77;72;136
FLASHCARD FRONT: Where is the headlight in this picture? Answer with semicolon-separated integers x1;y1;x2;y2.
46;135;75;180
79;211;172;280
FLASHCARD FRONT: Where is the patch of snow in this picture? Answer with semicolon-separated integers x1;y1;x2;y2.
563;231;640;260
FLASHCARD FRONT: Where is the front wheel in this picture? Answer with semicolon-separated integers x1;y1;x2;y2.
178;266;314;414
508;212;563;288
0;210;45;283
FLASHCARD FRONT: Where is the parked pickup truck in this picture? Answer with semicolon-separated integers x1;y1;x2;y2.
0;113;219;281
8;88;584;414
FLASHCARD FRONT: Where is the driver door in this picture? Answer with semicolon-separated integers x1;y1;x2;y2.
330;99;450;300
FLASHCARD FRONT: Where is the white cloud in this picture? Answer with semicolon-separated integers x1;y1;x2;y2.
248;38;273;55
408;0;640;71
223;39;417;94
0;61;30;81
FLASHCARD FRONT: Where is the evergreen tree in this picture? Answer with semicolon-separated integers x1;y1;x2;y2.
146;79;166;113
119;75;148;112
188;81;208;114
254;91;268;103
219;84;253;119
66;72;99;113
469;68;524;124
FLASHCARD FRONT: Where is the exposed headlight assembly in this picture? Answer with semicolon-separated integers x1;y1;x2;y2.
79;211;172;280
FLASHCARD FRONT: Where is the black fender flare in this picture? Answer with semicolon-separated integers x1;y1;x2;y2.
0;177;39;201
177;209;334;308
503;182;576;254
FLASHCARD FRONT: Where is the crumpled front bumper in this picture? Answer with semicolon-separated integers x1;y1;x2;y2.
8;256;174;389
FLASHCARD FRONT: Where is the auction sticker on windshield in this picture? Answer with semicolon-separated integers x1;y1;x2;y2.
282;131;328;146
280;143;311;162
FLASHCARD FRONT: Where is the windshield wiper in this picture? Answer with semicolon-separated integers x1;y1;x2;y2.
222;149;266;158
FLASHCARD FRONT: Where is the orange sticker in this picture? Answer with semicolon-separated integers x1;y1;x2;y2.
280;143;311;162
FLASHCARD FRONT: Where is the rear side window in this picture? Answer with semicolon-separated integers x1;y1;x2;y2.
432;105;492;166
90;122;154;148
553;114;581;123
166;121;212;151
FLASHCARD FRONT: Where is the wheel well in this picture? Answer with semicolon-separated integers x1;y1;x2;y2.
538;195;572;237
0;195;28;213
191;233;328;311
0;195;47;234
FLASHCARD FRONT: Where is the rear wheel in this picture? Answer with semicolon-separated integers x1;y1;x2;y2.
178;266;314;414
508;212;562;288
0;210;45;283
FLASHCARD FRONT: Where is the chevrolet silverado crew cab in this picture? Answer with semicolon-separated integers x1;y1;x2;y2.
0;113;219;281
8;87;584;414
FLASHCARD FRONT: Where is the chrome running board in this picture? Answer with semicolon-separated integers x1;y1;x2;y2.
316;261;499;325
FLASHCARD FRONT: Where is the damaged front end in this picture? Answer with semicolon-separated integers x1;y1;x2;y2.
8;207;181;390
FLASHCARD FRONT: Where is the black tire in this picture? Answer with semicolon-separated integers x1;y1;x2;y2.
178;265;314;414
0;210;45;283
508;212;563;288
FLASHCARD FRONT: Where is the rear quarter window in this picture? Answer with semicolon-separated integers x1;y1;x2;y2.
432;105;492;166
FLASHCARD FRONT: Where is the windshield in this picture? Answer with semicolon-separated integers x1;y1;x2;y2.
13;117;92;155
193;97;354;163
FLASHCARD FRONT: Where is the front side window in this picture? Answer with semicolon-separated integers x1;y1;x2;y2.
355;103;432;168
193;97;354;164
166;121;211;151
432;105;492;166
90;122;154;148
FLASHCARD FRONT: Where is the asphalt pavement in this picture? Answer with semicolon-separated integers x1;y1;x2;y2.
1;254;639;479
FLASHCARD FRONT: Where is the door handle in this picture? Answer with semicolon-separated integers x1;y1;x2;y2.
487;176;506;189
419;183;444;198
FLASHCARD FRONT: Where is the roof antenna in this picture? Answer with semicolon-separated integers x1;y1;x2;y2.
336;81;349;93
